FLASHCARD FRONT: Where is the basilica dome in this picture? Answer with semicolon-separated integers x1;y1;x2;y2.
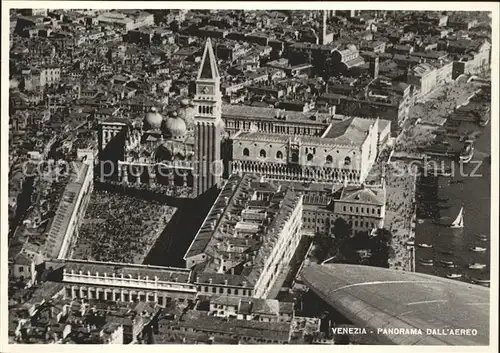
143;107;163;130
9;78;19;89
177;99;196;128
163;111;187;140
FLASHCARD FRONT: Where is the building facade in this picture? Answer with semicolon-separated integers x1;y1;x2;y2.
231;117;379;184
48;259;198;305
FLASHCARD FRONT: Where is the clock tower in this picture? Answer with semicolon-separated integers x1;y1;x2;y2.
193;38;223;197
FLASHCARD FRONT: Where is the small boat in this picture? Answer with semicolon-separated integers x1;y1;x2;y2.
450;207;464;229
417;219;425;224
472;278;490;284
418;243;433;248
459;140;474;163
479;114;490;127
476;234;488;241
440;260;454;266
446;273;462;279
469;246;487;252
406;241;415;246
468;263;487;270
419;259;434;266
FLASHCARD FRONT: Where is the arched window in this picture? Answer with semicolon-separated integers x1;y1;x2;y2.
243;148;249;157
344;156;351;166
276;151;283;159
307;153;314;161
260;149;267;158
326;155;333;163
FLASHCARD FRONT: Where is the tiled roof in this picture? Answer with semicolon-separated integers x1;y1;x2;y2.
339;185;385;206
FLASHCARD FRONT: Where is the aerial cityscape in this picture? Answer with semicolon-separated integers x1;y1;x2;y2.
4;6;494;346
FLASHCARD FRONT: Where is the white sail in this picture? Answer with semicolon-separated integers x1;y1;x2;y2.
450;207;464;228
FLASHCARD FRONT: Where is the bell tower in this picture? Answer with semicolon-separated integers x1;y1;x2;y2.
193;38;223;197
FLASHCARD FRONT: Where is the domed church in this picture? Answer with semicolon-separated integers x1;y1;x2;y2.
98;38;225;196
116;100;197;188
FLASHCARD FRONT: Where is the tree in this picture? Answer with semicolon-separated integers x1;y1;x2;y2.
312;233;335;263
368;228;393;268
332;218;352;244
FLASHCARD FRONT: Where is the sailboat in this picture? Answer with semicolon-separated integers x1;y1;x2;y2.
450;207;464;229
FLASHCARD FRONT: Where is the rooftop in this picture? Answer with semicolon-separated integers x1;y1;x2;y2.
43;163;90;259
185;174;302;287
339;184;385;206
47;259;192;284
177;310;292;342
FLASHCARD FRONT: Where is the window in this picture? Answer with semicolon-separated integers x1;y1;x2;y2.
307;153;313;161
378;208;381;215
326;155;333;163
227;288;232;294
212;287;216;293
344;156;351;166
19;267;24;272
243;148;249;157
343;206;346;211
276;151;283;159
260;149;266;158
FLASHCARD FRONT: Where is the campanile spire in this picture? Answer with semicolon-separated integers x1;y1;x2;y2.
193;38;223;197
197;38;220;80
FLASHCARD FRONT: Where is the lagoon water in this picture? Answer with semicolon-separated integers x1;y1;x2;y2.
415;121;491;283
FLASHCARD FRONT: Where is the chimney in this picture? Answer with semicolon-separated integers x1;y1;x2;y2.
209;278;213;284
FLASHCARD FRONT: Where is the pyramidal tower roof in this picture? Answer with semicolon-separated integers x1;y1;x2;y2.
197;38;220;81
